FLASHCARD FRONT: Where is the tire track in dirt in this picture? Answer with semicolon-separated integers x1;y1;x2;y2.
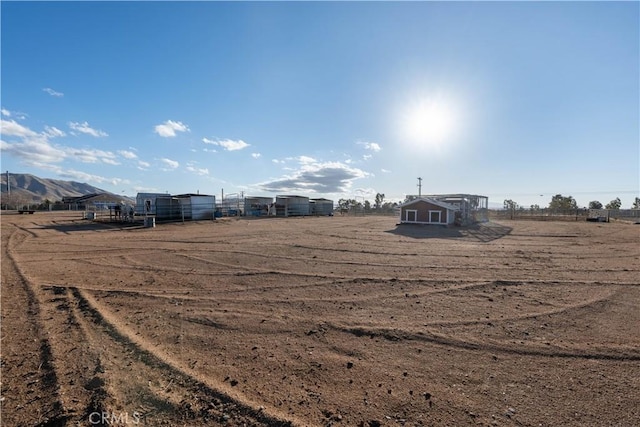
1;224;68;426
3;221;297;426
5;222;121;426
66;286;301;426
81;252;636;278
137;251;640;276
10;223;38;238
70;278;640;306
328;318;640;362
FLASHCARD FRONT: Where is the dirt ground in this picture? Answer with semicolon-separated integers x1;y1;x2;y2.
1;211;639;427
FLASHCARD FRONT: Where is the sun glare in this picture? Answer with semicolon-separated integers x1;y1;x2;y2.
401;98;458;150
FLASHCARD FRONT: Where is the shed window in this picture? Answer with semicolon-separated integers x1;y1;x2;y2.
405;210;417;222
429;210;442;223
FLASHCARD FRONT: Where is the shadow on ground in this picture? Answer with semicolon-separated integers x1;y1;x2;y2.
386;221;512;243
37;220;146;234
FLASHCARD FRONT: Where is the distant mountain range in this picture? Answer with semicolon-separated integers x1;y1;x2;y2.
1;172;129;203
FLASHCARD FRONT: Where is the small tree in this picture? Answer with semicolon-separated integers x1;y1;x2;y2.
633;197;640;209
588;201;603;209
605;197;621;210
549;194;577;213
374;193;385;211
337;198;350;214
381;201;397;214
503;199;518;219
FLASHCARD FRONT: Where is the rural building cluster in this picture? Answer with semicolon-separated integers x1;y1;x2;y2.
65;191;491;228
66;193;336;222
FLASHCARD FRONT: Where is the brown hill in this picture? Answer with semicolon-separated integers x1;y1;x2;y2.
0;172;130;204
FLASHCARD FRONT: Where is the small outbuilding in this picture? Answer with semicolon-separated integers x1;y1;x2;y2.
398;198;458;225
398;194;489;226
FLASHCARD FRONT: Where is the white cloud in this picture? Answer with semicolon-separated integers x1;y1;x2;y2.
251;153;261;159
160;158;179;170
272;155;317;165
1;109;28;120
202;137;250;151
358;141;382;152
186;164;209;176
44;126;66;138
1;137;67;164
65;147;119;164
1;119;39;138
137;160;150;170
43;87;64;97
296;155;316;164
259;159;369;194
118;150;138;159
58;169;124;186
59;169;107;183
154;120;189;138
363;154;372;161
1;119;121;167
0;119;67;164
69;121;108;137
381;168;391;173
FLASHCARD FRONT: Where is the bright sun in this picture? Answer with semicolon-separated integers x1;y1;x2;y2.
401;98;457;149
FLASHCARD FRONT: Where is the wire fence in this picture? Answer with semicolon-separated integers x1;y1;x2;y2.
489;208;640;222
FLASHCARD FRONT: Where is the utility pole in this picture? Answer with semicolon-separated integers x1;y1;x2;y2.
5;171;9;211
417;177;422;198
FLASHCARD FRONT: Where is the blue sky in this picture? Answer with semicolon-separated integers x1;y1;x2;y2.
1;1;638;208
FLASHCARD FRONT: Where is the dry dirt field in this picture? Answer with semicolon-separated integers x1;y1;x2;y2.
2;211;639;427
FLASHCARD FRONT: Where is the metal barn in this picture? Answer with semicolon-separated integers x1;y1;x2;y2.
136;193;215;221
310;198;334;216
175;194;216;220
135;193;167;216
155;196;182;220
275;195;310;217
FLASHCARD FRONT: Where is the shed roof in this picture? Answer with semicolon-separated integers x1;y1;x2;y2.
174;193;215;198
398;197;459;211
